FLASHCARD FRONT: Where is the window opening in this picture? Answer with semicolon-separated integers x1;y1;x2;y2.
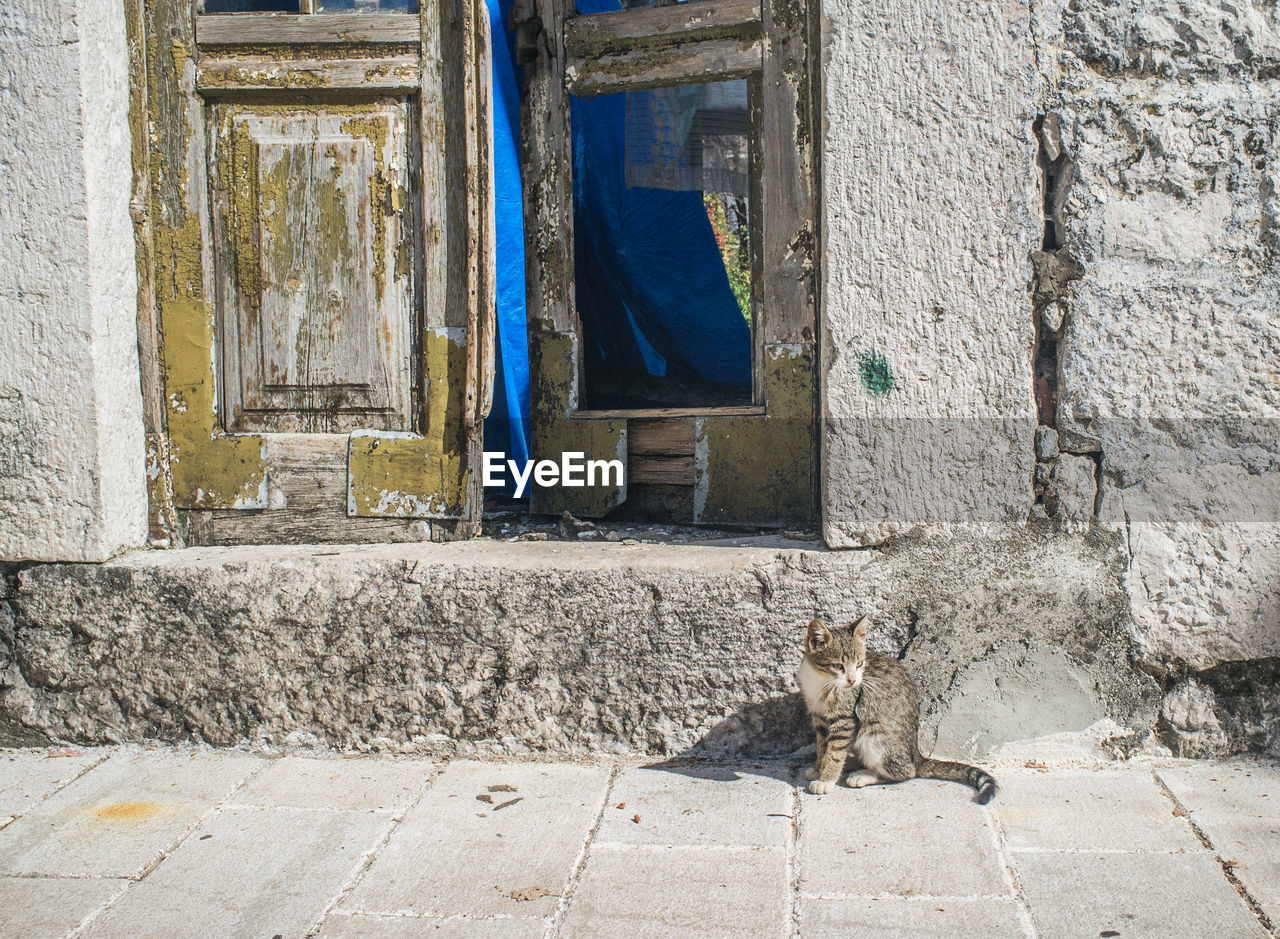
571;79;755;411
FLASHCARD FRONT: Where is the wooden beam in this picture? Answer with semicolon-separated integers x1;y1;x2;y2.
573;405;763;420
564;0;760;58
566;37;762;97
195;13;420;46
197;56;420;91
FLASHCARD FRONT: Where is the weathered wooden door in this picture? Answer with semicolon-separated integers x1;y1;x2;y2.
517;0;817;527
139;0;493;543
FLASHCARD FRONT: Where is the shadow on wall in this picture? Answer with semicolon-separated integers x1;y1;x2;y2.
655;693;811;778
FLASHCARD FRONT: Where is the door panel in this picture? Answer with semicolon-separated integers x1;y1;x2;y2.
141;0;493;543
211;103;415;433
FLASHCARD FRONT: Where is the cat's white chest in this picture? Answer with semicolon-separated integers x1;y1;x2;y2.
796;659;830;717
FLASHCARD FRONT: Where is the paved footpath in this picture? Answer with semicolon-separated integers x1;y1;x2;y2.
0;747;1276;938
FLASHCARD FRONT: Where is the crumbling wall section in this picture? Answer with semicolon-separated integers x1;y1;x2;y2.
1033;0;1280;754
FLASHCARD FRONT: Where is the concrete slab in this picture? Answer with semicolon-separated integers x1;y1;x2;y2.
798;896;1025;937
1157;759;1280;822
996;767;1201;853
85;804;393;938
1013;850;1267;939
797;778;1008;898
230;756;436;813
0;750;261;877
319;912;548;937
0;876;123;938
1174;815;1280;927
560;844;787;938
594;763;792;847
0;749;102;826
342;761;610;919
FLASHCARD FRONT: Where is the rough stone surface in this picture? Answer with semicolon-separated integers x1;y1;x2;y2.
797;779;1008;898
0;749;259;877
1013;852;1268;939
560;845;789;939
87;806;394;938
0;536;1157;756
820;0;1039;547
1037;0;1280;685
0;0;147;562
341;761;610;918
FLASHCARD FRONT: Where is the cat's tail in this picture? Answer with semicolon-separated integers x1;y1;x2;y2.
915;756;998;804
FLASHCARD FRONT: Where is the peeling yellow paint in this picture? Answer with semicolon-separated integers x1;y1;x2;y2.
346;330;469;517
145;22;266;510
529;328;626;517
696;343;814;526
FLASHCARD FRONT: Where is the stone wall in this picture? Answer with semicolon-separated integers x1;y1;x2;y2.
0;0;148;562
1037;0;1280;753
0;535;1154;756
820;0;1279;755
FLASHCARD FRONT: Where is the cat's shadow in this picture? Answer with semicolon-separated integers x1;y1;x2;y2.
641;692;812;785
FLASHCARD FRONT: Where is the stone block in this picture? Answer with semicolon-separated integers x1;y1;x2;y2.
820;0;1039;547
0;749;101;824
1013;851;1267;939
1157;759;1280;823
0;876;121;937
799;896;1024;936
995;768;1200;853
594;764;792;847
560;844;787;938
1034;426;1059;461
342;761;609;918
86;805;393;938
1157;760;1280;925
0;749;260;877
319;913;547;938
0;0;146;562
230;756;436;813
797;778;1007;898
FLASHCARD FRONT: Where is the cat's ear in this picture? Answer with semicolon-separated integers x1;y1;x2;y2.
851;614;870;642
806;618;832;651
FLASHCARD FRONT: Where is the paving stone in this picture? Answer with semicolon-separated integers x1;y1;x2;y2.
1013;850;1267;939
1157;759;1280;823
231;756;436;813
0;750;261;877
85;804;393;938
995;767;1200;853
799;896;1025;936
594;763;792;847
0;876;123;938
342;760;610;919
798;778;1007;898
0;749;102;825
319;912;547;937
1177;815;1280;927
560;844;787;938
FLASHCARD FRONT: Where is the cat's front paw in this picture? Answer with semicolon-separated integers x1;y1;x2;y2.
807;779;836;795
803;766;819;781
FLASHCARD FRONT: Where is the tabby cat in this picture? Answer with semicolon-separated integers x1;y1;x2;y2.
797;616;997;804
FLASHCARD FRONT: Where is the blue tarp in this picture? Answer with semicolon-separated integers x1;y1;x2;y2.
484;0;531;477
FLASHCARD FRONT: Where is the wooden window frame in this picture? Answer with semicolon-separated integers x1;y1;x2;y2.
517;0;819;526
